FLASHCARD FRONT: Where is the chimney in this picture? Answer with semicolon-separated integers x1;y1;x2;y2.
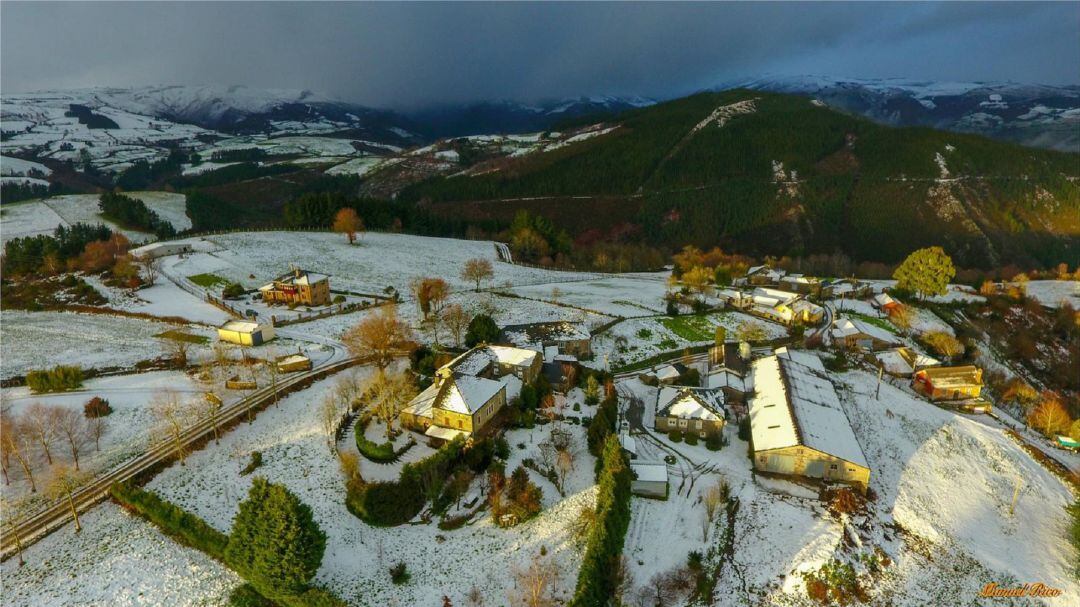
738;341;751;361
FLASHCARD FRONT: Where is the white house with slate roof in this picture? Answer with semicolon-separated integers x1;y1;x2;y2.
400;344;539;442
655;386;727;439
749;348;870;492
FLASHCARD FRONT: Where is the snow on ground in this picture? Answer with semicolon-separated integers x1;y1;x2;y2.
88;277;233;325
1;371;201;501
0;191;189;244
325;156;387;176
506;273;670;317
144;370;595;607
1027;280;1080;309
163;231;598;296
0;154;52;176
834;370;1079;605
181;161;238;176
1;176;50;187
0;503;240;607
0;310;211;379
594;312;786;369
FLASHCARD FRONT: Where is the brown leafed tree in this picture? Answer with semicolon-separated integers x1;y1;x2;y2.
342;304;416;369
332;207;364;244
923;331;964;359
1028;392;1072;436
139;256;162;286
1;494;32;565
163;337;191;369
461;258;494;292
47;463;91;533
320;394;344;452
152;391;191;466
54;408;89;471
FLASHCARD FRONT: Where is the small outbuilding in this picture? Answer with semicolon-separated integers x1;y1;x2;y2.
830;317;902;352
654;386;727;439
217;320;275;346
630;462;669;499
276;353;312;373
913;366;984;401
130;241;195;260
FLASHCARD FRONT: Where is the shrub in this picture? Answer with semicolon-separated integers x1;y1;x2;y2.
494;437;511;459
26;365;83;393
668;430;683;443
354;418;414;463
110;482;228;560
240;451;263;476
390;562;410;585
586;393;618;456
228;584;275;607
737;416;751;441
684;433;698;446
705;434;724;451
222;283;245;299
333;294;346;304
84;396;113;418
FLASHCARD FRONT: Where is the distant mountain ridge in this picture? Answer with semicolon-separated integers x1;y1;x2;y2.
722;75;1080;152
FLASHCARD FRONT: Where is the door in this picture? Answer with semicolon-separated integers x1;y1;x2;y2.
804;459;826;478
767;454;795;474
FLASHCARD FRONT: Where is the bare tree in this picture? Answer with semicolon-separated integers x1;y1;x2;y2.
1;494;32;565
1;416;39;492
23;403;59;466
363;370;419;440
700;479;726;541
152;391;191;466
87;409;108;452
461;258;494;292
265;347;282;407
0;410;14;485
163;337;191;369
47;463;91;532
342;304;417;369
509;554;561;607
199;393;224;445
139;256;162;286
554;448;575;496
54;408;89;471
338;450;361;483
443;304;470;347
464;584;485;607
320;394;343;452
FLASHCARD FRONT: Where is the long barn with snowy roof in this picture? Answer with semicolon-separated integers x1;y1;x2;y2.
749;347;870;492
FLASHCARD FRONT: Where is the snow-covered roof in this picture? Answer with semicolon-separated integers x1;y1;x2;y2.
717;288;747;301
753;287;799;305
219;320;263;333
781;274;819;286
434;374;504;415
749;348;868;468
875;348;939;375
830;317;899;345
915;365;983;389
655;365;681;381
657;387;726;422
620;433;637;456
791;299;823;314
446;344;538;376
631;462;668;483
276;354;309;365
403;381;440;419
488;345;540;367
265;268;329;289
873;293;898;308
708;369;753;393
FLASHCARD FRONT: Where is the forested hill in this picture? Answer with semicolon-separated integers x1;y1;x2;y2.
400;90;1080;269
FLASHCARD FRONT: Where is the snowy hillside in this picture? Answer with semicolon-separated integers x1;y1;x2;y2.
726;75;1080;152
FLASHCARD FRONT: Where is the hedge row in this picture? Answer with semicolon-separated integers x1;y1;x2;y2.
26;365;84;393
109;482;229;561
354;417;415;463
569;434;633;607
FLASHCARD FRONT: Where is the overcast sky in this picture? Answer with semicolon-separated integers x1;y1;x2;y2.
2;2;1077;109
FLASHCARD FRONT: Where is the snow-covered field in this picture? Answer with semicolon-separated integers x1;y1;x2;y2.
506;273;670;317
0;154;52;176
0;191;189;244
88;278;233;325
0;310;211;379
1;371;201;501
1027;280;1080;309
163;231;599;296
142;371;596;606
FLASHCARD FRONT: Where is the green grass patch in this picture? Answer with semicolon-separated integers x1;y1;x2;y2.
188;273;228;288
845;312;899;335
658;313;723;342
156;329;210;344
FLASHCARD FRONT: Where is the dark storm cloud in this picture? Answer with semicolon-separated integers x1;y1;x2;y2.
2;2;1076;109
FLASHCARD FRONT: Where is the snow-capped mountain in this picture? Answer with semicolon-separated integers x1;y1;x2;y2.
724;75;1080;152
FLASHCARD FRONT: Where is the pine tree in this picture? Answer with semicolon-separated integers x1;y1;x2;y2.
225;477;327;600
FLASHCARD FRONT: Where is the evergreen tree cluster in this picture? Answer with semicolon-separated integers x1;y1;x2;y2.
1;180;62;203
570;435;633;607
2;222;113;275
98;191;176;238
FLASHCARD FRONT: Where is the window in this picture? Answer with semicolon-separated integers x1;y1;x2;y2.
694;420;702;429
679;419;688;428
457;419;463;429
829;464;838;470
